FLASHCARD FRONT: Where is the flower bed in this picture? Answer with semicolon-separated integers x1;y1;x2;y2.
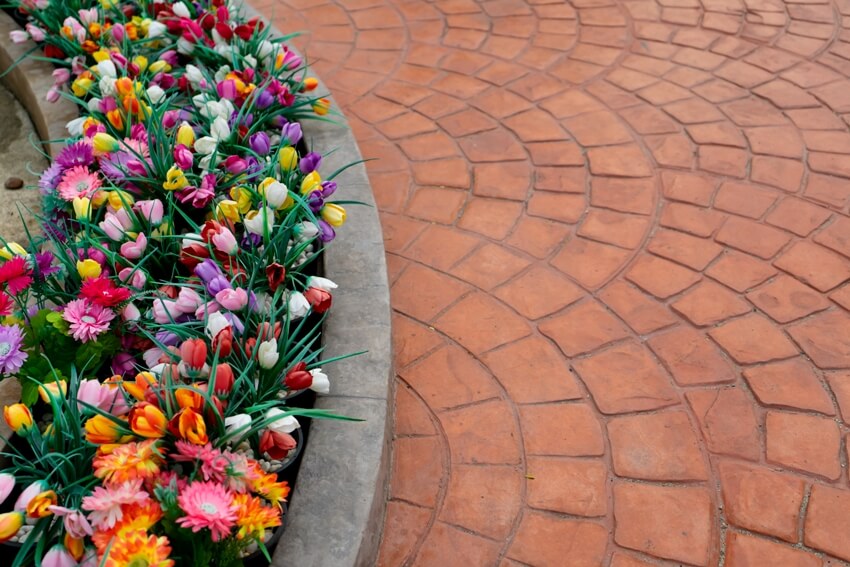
0;1;373;565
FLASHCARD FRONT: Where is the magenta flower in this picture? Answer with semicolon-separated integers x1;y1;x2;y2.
56;165;101;201
55;141;94;170
176;481;237;541
62;299;115;342
0;325;27;374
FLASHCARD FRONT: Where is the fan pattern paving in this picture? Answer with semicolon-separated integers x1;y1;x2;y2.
251;0;850;563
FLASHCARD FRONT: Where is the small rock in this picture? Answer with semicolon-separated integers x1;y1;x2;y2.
4;177;23;190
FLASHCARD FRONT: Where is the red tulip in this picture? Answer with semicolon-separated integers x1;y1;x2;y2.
211;363;234;395
180;339;207;370
260;429;296;460
303;287;332;314
284;362;312;390
266;263;285;293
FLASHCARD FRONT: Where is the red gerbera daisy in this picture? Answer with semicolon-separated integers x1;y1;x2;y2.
0;257;32;295
0;293;13;317
80;276;132;308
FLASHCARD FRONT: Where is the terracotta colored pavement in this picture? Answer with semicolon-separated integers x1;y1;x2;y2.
250;0;850;563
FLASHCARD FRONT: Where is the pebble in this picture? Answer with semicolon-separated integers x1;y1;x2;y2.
4;177;23;190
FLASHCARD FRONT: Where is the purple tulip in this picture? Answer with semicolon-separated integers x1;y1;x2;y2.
299;152;322;174
174;144;194;170
249;132;271;155
321;180;337;198
194;258;223;283
255;89;274;109
318;220;336;242
207;275;232;296
110;352;136;376
307;191;324;212
281;122;302;146
111;23;125;43
155;330;180;347
241;233;262;249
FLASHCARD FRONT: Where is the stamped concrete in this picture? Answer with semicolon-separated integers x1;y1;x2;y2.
250;0;850;563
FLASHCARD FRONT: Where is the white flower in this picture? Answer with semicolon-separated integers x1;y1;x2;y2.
288;292;310;319
244;207;274;236
264;181;289;209
295;221;319;243
177;37;195;55
214;65;232;83
206;311;231;338
257;340;279;369
185;65;204;88
194;136;218;155
96;60;117;78
211;116;231;141
172;1;191;18
66;117;86;136
146;85;166;104
147;21;167;38
257;40;275;60
264;409;300;434
87;98;101;113
198;154;216;173
99;76;117;98
307;276;338;292
181;233;203;248
225;414;252;435
214;43;233;58
243;54;258;69
310;369;330;394
149;363;167;376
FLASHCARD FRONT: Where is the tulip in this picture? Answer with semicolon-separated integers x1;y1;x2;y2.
146;85;165;104
306;276;338;292
284;362;312;390
260;179;289;209
281;122;302;146
0;512;23;544
173;144;194;171
64;533;85;561
288;291;310;319
152;298;182;324
194;136;218;155
303;77;319;91
175;388;204;412
278;146;298;171
215;200;241;223
84;414;128;444
180;338;207;370
92;132;119;154
14;480;46;513
249;132;271;155
211;227;238;255
223;155;247;175
299;152;322;174
72;197;91;220
42;544;76;567
206;311;231;338
0;242;26;260
119;232;148;260
168;407;208;445
77;379;112;413
26;489;57;518
303;287;332;314
310;368;330;394
257;339;279;369
211;363;234;395
0;474;14;506
129;402;167;438
322;203;347;227
133;199;164;225
163;165;189;191
300;171;322;194
4;404;32;433
260;429;296;460
176;288;203;313
176;121;195;147
9;30;29;44
38;380;67;404
224;413;250;436
118;268;146;290
312;98;331;115
211;116;231;141
211;326;233;358
244;207;274;236
215;288;248;311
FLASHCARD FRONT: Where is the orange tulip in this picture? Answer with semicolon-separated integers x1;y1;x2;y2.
168;408;208;445
64;534;85;561
129;402;167;439
25;490;56;518
123;371;157;401
3;404;32;434
0;512;23;543
84;414;130;445
38;381;67;404
174;388;204;412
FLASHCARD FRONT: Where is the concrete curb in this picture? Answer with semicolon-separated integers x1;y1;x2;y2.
0;6;394;566
0;11;77;158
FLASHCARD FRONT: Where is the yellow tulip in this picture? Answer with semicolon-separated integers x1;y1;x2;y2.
25;490;56;519
92;133;120;154
72;197;91;220
300;171;322;195
107;190;134;210
229;186;253;214
303;77;319;91
0;512;23;543
216;200;241;223
321;203;346;227
76;259;102;280
91;190;108;209
278;146;298;172
176;122;195;147
3;404;32;434
115;77;135;98
100;0;118;8
162;166;188;191
38;381;67;403
312;98;331;116
148;60;171;73
0;242;26;260
71;77;94;98
84;414;130;444
133;55;149;72
129;402;167;439
92;49;111;63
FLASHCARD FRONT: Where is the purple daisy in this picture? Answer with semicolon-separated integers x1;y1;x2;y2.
34;251;60;278
100;151;133;182
38;162;64;195
55;141;94;169
0;325;27;375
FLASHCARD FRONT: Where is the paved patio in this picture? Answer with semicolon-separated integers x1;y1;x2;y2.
252;0;850;563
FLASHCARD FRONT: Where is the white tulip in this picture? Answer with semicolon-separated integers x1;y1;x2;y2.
99;77;117;98
288;291;310;319
66;117;86;136
146;85;165;104
244;207;274;236
257;40;275;60
96;60;117;78
263;180;289;209
214;65;231;83
185;65;205;88
309;369;330;394
194;136;218;155
211;116;231;141
295;221;319;243
87;98;101;113
257;340;279;369
243;54;258;69
225;414;252;435
172;2;191;18
264;409;300;434
206;311;230;338
307;276;338;292
147;21;167;38
177;37;195;55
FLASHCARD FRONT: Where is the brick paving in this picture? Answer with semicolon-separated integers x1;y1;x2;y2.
251;0;850;563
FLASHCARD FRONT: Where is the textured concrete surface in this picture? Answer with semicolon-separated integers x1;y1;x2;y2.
248;0;850;564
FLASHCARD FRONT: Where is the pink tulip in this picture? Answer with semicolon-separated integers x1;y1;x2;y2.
162;110;180;129
160;50;179;67
194;301;221;319
9;31;28;44
0;474;15;506
176;288;202;313
211;227;238;255
14;480;45;513
45;88;60;103
173;144;193;171
25;24;45;41
153;298;182;324
118;268;146;290
120;233;148;260
110;23;125;43
42;544;76;567
217;79;238;100
77;379;111;413
52;68;70;84
215;288;248;311
99;210;132;241
47;506;92;538
133;200;164;225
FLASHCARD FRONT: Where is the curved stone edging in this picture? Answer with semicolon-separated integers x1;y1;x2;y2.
0;7;394;565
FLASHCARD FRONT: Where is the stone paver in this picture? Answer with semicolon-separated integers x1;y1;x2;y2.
251;0;850;562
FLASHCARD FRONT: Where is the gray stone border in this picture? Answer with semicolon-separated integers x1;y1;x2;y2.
0;7;394;566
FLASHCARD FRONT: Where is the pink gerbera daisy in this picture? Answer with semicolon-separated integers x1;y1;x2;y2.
81;479;150;530
0;257;32;295
57;165;102;201
63;299;115;342
176;481;237;541
172;442;229;482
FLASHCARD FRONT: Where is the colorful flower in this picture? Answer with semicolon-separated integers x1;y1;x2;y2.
57;165;102;201
4;403;32;433
81;480;149;530
102;529;173;567
0;257;32;295
92;499;163;552
129;402;167;439
55;141;94;169
25;489;57;518
80;276;131;308
233;493;281;540
176;481;237;541
63;299;115;342
0;326;27;374
84;414;130;445
0;512;23;543
93;440;163;486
